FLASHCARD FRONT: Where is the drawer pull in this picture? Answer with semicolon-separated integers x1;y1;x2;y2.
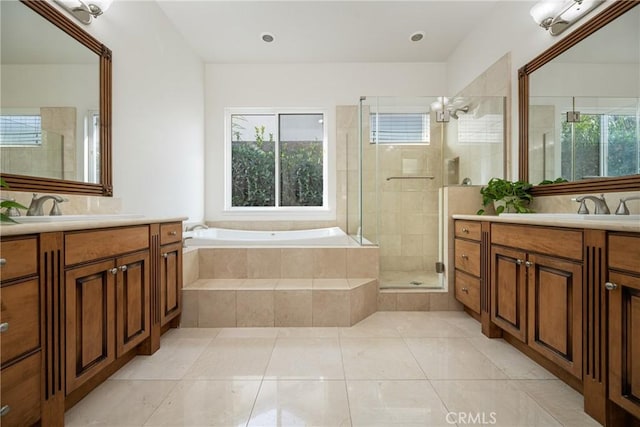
109;267;118;275
0;405;10;417
118;265;128;272
605;282;618;291
0;323;8;333
461;287;469;293
461;254;469;260
0;258;5;266
168;231;177;236
461;228;469;233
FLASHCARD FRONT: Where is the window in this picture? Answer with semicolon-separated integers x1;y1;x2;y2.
226;109;326;209
0;115;42;146
561;113;639;180
370;113;430;144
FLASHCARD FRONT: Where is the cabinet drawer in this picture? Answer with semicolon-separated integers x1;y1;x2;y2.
608;234;640;274
455;220;482;241
160;222;182;245
491;223;582;261
65;226;149;266
0;352;41;427
0;237;38;282
455;238;481;276
455;270;480;314
0;278;40;366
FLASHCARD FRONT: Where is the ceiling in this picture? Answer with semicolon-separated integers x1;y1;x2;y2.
155;1;501;64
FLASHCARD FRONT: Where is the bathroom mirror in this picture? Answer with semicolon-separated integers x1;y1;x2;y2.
519;1;640;196
0;0;112;196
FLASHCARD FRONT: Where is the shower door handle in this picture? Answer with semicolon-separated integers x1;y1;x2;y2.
386;176;435;181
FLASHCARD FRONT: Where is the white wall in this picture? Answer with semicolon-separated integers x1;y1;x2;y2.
53;0;206;220
205;62;447;222
446;0;617;179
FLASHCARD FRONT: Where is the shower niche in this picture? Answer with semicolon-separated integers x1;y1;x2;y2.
345;95;505;290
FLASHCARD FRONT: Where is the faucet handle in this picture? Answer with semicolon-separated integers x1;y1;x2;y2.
615;199;630;215
572;197;589;214
49;198;67;216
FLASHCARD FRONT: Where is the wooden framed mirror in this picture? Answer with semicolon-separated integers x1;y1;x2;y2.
518;0;639;196
0;0;112;196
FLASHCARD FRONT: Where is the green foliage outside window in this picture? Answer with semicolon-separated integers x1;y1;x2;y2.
232;125;323;207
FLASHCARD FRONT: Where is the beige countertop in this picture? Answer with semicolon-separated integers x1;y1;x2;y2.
0;216;187;237
452;214;640;233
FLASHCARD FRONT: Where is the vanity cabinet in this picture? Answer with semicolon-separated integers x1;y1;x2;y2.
490;224;584;379
159;223;182;327
454;220;481;314
0;236;42;427
607;233;640;420
64;227;150;394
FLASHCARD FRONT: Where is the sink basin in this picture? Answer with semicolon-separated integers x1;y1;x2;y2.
499;213;640;221
14;214;145;223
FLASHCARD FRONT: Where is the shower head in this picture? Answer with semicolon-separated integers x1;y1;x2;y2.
450;105;470;119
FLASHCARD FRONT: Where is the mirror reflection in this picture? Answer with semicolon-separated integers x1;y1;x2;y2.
0;0;100;183
528;5;639;185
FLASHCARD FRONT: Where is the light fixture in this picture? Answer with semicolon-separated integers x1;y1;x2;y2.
261;32;275;43
53;0;113;25
410;31;425;42
530;0;604;36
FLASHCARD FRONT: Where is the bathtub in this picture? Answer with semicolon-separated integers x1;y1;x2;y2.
184;226;359;246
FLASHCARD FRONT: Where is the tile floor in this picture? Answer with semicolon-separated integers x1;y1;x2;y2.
65;311;602;426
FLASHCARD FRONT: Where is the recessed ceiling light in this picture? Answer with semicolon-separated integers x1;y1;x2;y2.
261;32;275;43
410;31;425;42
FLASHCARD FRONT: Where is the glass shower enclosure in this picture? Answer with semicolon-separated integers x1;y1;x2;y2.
347;95;505;290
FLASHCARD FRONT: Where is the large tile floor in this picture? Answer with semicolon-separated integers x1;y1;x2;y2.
65;311;602;426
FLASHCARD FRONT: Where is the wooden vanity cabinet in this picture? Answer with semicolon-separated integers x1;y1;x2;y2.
491;223;584;379
454;220;482;314
0;236;42;427
64;227;151;394
607;233;640;420
159;223;182;327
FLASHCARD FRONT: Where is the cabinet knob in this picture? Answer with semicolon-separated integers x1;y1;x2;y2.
109;268;118;275
169;231;177;236
118;265;128;272
162;253;169;259
0;258;6;267
0;405;10;417
461;228;469;233
461;254;469;260
461;287;469;293
0;323;8;333
516;259;524;265
605;282;618;291
525;261;534;268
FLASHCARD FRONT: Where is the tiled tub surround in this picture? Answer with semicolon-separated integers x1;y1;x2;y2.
182;246;379;327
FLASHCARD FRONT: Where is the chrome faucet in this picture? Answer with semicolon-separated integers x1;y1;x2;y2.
27;193;66;216
185;224;208;231
615;196;640;215
574;194;610;215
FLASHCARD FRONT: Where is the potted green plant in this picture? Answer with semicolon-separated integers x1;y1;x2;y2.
477;178;534;215
1;178;27;223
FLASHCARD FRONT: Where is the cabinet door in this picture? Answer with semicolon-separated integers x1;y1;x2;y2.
491;246;527;342
527;254;582;379
608;271;640;420
65;260;115;394
116;251;150;357
160;243;182;326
